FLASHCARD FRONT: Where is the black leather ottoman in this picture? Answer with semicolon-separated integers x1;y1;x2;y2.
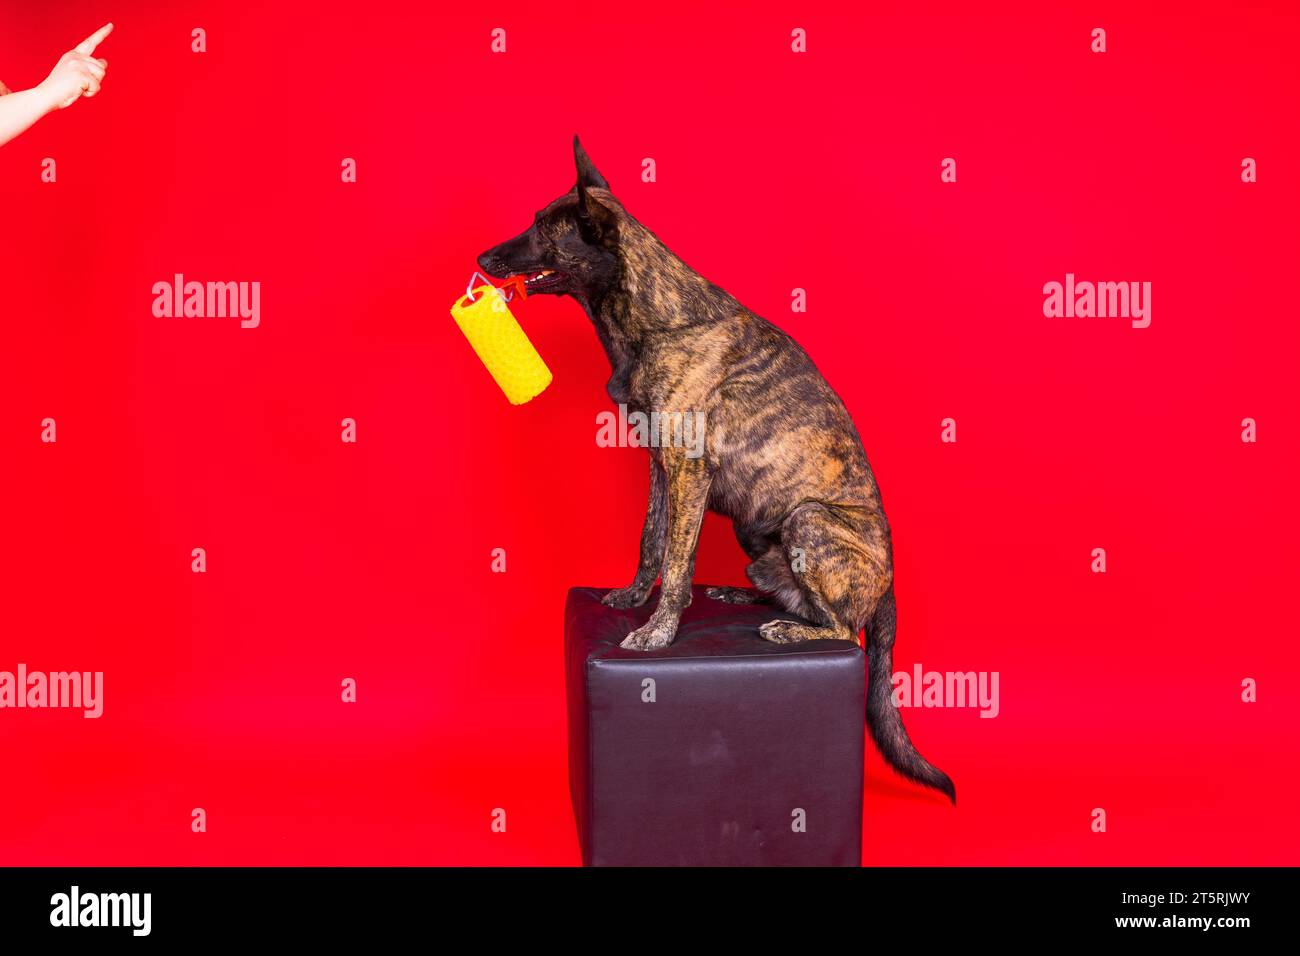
565;586;866;866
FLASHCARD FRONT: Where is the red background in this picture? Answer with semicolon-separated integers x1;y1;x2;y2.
1;1;1297;865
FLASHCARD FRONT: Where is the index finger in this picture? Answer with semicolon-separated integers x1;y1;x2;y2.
74;22;114;55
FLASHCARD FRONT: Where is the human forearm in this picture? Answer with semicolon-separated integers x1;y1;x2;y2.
0;22;112;149
0;85;59;147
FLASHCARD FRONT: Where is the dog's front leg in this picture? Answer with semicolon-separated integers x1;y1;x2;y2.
621;455;711;650
603;457;668;608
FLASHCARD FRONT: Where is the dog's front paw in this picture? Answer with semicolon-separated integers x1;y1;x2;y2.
620;621;675;651
602;584;651;609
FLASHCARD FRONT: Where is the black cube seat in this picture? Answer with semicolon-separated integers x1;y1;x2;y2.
565;585;866;866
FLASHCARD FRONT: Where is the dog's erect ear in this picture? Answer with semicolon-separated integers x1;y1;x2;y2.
573;135;608;190
576;179;619;243
573;136;617;242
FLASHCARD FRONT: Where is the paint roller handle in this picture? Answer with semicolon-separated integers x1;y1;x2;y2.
464;271;528;305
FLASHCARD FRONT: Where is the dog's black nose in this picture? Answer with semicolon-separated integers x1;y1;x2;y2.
477;251;498;275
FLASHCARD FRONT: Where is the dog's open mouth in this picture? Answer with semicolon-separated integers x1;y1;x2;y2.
513;269;567;293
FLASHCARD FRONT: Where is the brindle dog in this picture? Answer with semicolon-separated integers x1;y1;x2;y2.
479;138;955;802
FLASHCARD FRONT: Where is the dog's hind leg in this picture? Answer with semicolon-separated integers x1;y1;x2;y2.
742;544;817;619
757;503;891;645
735;523;836;623
706;526;779;605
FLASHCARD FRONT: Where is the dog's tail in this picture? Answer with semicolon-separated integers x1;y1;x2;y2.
865;585;957;804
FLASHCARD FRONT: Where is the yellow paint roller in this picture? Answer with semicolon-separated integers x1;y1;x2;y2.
450;283;552;405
